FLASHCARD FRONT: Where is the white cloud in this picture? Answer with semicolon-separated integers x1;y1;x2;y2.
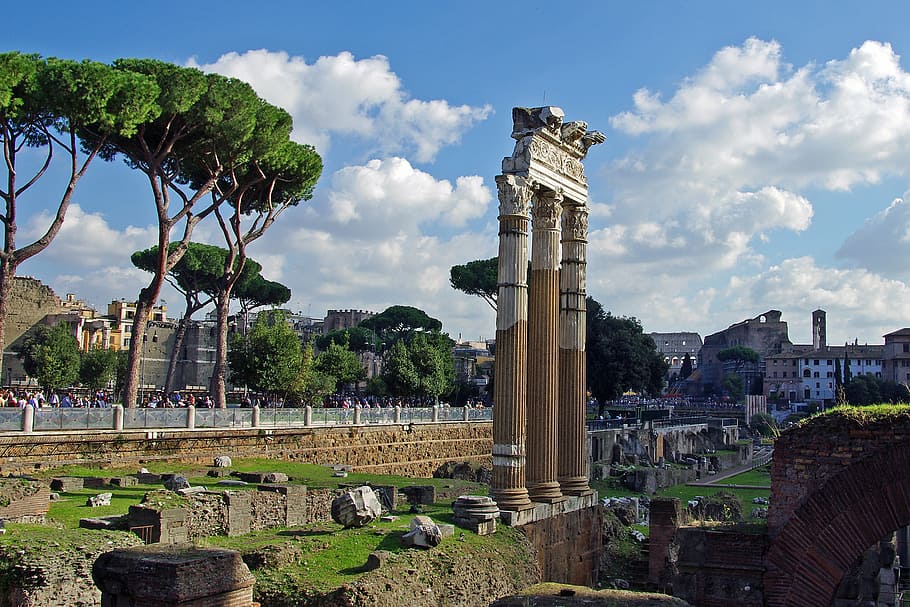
596;37;910;297
21;204;156;267
837;194;910;278
726;257;910;343
325;157;492;235
190;49;492;162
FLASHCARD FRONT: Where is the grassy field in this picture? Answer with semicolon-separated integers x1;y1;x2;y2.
33;459;489;529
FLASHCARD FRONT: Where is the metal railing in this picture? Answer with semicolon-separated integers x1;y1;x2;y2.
1;404;493;434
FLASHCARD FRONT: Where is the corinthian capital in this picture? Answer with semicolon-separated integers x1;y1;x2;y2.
496;174;535;218
562;204;589;241
531;189;563;230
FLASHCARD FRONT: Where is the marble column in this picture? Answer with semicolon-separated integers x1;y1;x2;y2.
558;201;592;495
491;174;533;511
526;187;565;503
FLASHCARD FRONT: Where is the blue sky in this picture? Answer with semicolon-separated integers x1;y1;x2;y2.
7;1;910;346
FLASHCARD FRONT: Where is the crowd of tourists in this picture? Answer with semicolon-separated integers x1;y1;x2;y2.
140;391;214;408
0;389;113;408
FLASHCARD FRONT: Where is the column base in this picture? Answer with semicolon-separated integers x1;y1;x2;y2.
527;481;566;504
491;488;534;511
558;475;593;496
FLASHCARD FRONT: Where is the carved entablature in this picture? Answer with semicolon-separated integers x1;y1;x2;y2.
529;137;586;183
496;174;535;218
502;106;604;204
531;189;563;230
562;205;589;241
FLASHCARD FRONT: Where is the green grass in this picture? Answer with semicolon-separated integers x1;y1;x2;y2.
199;500;516;592
710;466;771;487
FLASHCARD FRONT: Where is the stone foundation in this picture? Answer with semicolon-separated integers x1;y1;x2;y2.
514;500;603;586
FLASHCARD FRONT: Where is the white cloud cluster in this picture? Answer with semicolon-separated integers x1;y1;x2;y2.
190;49;492;162
326;157;490;233
595;38;910;332
726;257;910;343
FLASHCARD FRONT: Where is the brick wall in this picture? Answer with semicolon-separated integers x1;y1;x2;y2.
0;480;49;522
765;410;910;607
0;422;493;477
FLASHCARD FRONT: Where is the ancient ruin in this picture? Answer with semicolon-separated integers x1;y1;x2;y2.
492;106;604;511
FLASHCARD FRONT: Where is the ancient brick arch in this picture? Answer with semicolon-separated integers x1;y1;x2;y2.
764;409;910;606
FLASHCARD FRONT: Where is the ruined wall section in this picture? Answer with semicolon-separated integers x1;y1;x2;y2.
0;422;493;477
2;277;64;383
765;409;910;606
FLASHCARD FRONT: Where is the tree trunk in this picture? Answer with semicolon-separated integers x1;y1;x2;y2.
0;259;15;384
212;294;231;409
122;297;153;408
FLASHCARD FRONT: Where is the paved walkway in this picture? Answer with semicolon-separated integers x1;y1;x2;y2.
687;446;773;487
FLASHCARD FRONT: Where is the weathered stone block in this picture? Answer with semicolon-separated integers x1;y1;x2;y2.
50;477;84;492
92;545;255;606
111;476;138;487
400;485;436;505
331;486;382;528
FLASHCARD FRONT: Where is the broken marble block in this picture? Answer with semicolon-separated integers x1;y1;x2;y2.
331;486;382;528
401;515;442;549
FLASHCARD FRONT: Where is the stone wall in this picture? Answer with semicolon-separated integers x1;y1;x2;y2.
0;422;493;477
131;486;339;543
648;497;767;607
672;528;767;607
519;505;603;586
765;409;910;607
2;277;63;384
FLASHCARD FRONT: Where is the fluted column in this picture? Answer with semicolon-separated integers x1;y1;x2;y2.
527;187;565;503
491;174;533;511
558;201;592;495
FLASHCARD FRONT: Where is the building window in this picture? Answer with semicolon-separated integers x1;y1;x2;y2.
827;372;833;378
813;360;820;366
773;372;778;378
814;372;819;378
803;369;811;378
826;360;832;366
903;344;909;353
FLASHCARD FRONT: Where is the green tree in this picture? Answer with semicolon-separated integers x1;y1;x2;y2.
586;297;667;401
750;412;779;438
206;123;322;409
0;53;157;363
381;340;419;396
716;346;761;372
409;332;455;401
833;357;847;406
844;373;879;406
288;341;335;406
843;346;853;384
314;341;365;392
133;243;272;394
82;59;312;408
79;347;120;392
234;274;292;325
680;352;693;380
315;327;378;353
450;257;498;311
15;322;80;391
228;311;302;398
722;372;745;402
359;305;442;352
